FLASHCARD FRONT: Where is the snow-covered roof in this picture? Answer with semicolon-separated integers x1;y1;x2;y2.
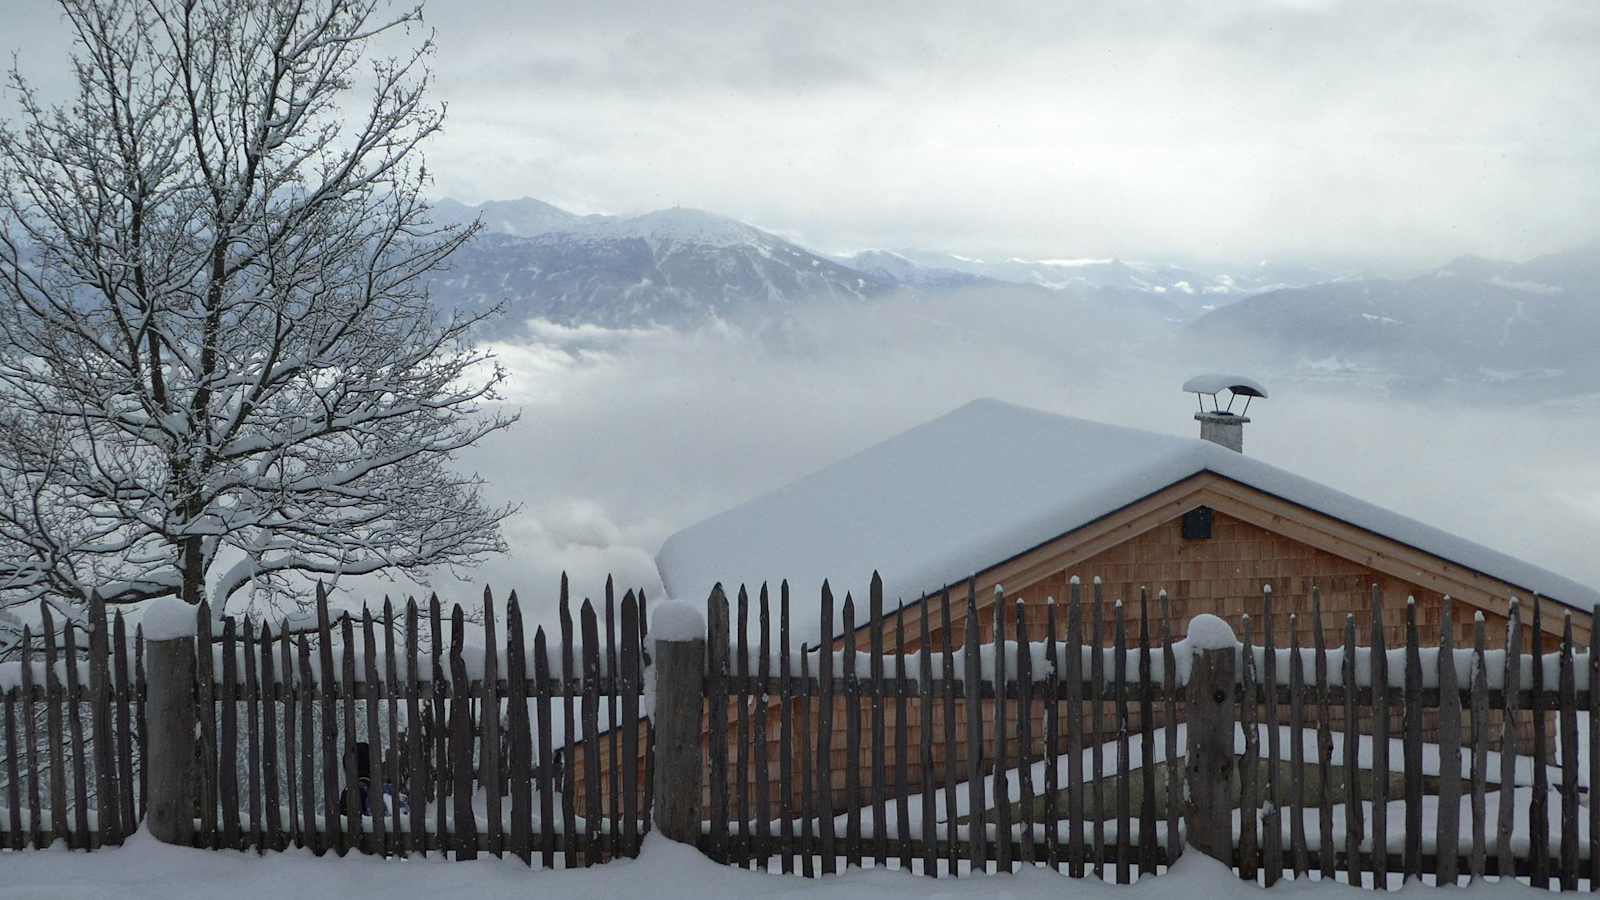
1182;373;1268;398
655;399;1598;648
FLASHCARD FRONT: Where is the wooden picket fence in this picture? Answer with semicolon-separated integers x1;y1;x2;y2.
690;578;1598;890
0;594;146;850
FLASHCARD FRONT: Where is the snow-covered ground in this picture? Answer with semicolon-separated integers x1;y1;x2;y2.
0;828;1557;900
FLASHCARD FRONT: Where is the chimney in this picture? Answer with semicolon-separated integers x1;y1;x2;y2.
1182;374;1267;454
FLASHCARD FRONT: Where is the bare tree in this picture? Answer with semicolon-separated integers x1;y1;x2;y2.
0;0;517;645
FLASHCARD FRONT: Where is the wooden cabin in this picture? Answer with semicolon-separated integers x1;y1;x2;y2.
581;396;1598;817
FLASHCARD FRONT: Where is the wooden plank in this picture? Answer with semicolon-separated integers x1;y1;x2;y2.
1288;616;1306;878
994;588;1013;875
1044;595;1060;873
1015;598;1035;867
620;591;642;859
88;593;116;848
843;591;862;869
1261;588;1281;885
383;600;403;854
1090;579;1105;879
362;609;386;856
21;627;40;848
559;586;577;866
580;599;603;866
40;605;68;847
1312;589;1334;880
280;625;298;849
816;583;836;875
1435;601;1461;886
920;594;939;877
506;593;532;865
1239;614;1259;884
4;678;18;849
63;619;90;848
1113;597;1128;884
316;586;342;856
297;635;319;854
1590;605;1600;891
1402;597;1422;883
113;612;135;841
1469;612;1488;883
735;587;751;868
450;604;479;860
706;585;729;864
799;623;818;879
243;619;262;853
219;618;240;850
135;627;146;822
1136;589;1155;877
1066;581;1085;878
405;600;426;856
1161;590;1179;872
604;581;620;863
1529;596;1549;890
1370;586;1390;888
430;593;449;847
195;603;218;850
964;581;985;874
778;585;794;875
534;628;556;869
868;578;886;869
940;587;960;878
894;600;911;872
339;612;360;855
640;589;654;843
1342;614;1362;888
1495;599;1519;881
1558;613;1578;891
482;589;502;859
758;587;775;871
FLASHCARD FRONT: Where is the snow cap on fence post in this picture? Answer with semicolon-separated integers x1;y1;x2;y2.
143;597;198;846
652;595;707;848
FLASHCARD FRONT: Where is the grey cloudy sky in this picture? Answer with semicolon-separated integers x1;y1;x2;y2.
6;0;1599;266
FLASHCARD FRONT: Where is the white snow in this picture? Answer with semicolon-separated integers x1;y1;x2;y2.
656;399;1598;648
141;596;199;641
1181;374;1269;398
1186;614;1236;650
651;600;707;642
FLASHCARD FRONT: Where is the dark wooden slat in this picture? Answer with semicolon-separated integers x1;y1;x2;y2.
339;612;360;855
843;591;862;869
940;587;960;878
1090;579;1105;879
559;585;577;866
383;600;404;856
920;593;939;877
620;591;642;860
1435;602;1461;886
993;588;1013;875
4;679;19;849
194;602;218;850
1015;598;1035;867
868;577;887;869
1529;596;1549;890
297;635;319;854
816;584;836;876
1137;589;1155;877
1066;581;1085;878
244;620;262;853
707;585;730;865
40;605;68;846
135;627;146;822
315;587;342;856
21;626;40;848
1044;595;1060;874
1470;612;1488;883
604;581;620;863
362;609;386;856
1342;614;1363;888
799;626;817;879
88;593;117;848
482;589;502;858
450;604;479;860
219;618;240;851
1161;590;1179;872
760;587;777;872
779;585;794;875
1312;590;1334;880
260;621;281;851
736;587;751;868
1495;600;1519;879
281;625;299;849
1402;597;1422;883
114;612;135;840
1113;597;1128;884
1370;586;1390;888
430;594;448;847
1239;614;1259;884
963;580;985;874
534;628;556;869
1261;588;1280;884
894;601;911;873
1558;613;1578;891
404;600;426;856
639;589;655;843
1590;605;1600;891
63;619;91;849
506;593;532;865
580;599;603;866
1288;616;1307;878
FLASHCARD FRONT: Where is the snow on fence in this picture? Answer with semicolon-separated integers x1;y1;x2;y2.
0;593;146;851
679;577;1598;890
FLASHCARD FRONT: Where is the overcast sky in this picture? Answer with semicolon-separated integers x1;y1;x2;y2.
6;0;1599;267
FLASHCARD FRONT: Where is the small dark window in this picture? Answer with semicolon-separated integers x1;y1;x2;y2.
1182;506;1214;540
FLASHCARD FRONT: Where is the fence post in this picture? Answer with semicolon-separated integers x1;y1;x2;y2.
653;600;707;847
1185;614;1237;866
144;598;198;846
